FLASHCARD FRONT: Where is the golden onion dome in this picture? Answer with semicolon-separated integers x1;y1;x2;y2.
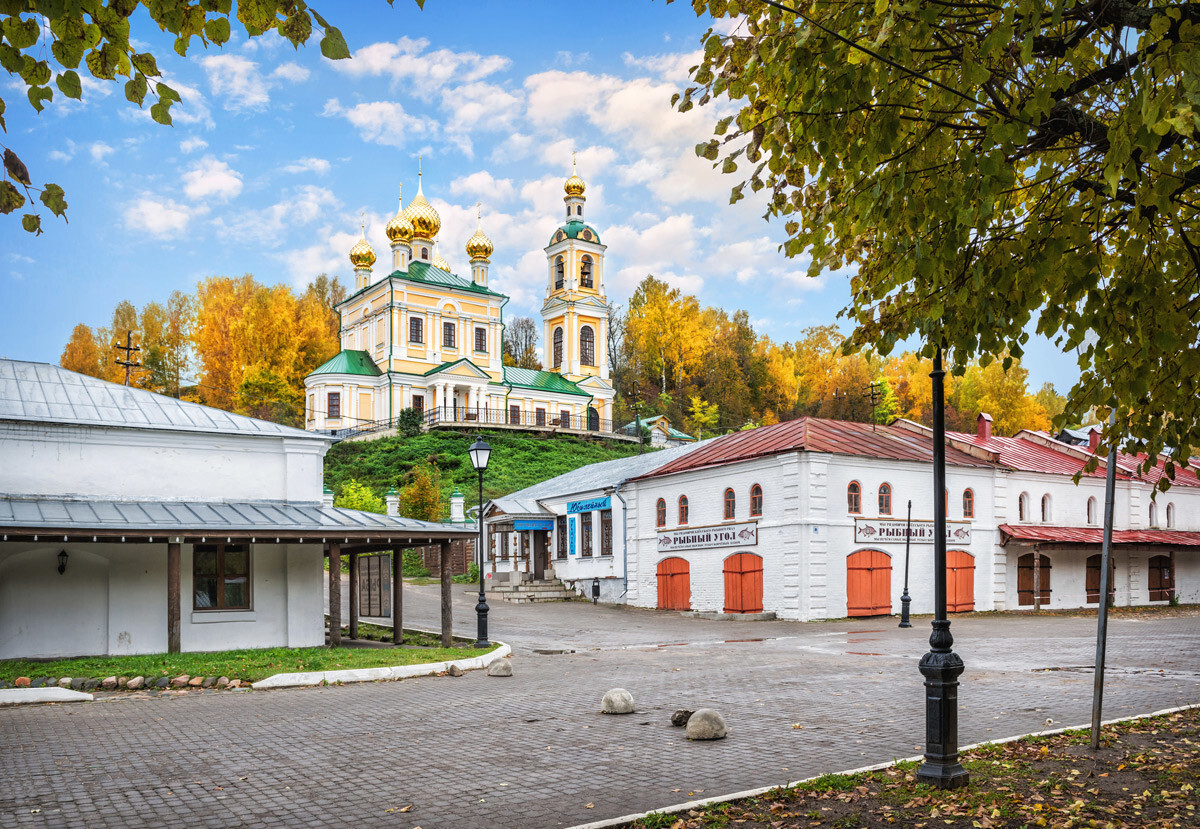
564;173;586;197
385;191;413;243
403;176;441;239
466;208;493;260
432;249;451;271
349;233;376;269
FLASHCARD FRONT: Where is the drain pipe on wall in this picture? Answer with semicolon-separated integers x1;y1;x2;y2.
610;481;631;598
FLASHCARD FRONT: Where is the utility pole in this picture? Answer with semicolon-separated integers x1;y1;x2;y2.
113;331;141;386
865;381;882;430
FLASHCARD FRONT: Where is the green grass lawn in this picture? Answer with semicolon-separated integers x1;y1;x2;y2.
0;641;492;683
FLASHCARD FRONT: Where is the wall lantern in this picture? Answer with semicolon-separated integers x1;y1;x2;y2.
57;549;68;575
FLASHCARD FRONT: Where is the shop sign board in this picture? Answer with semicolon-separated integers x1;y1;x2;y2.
854;518;972;544
657;521;757;551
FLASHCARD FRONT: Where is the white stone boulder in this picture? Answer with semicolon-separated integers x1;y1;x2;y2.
601;687;634;714
686;708;727;740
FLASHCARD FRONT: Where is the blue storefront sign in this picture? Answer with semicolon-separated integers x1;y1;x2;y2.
515;519;554;532
567;515;576;555
567;496;611;514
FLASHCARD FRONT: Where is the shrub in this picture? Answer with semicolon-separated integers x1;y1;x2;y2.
402;549;430;578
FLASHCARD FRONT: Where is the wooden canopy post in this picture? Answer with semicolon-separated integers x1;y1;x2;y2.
167;541;181;654
348;551;360;640
440;540;453;647
392;547;403;645
328;542;341;647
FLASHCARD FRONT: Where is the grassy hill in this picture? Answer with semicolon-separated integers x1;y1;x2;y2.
323;429;651;515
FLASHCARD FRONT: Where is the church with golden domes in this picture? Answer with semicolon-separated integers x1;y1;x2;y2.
303;167;617;437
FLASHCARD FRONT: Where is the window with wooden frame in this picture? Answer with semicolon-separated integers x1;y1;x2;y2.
601;509;613;556
553;327;563;367
535;408;546;426
581;512;593;557
878;483;892;515
442;321;456;349
327;392;340;419
509;404;521;425
750;484;763;517
193;544;250;610
847;481;861;514
963;488;974;519
580;326;595;366
499;532;509;560
474;326;486;352
409;316;423;343
559;409;571;427
678;495;689;525
411;394;424;414
724;488;736;520
656;498;666;528
556;515;568;559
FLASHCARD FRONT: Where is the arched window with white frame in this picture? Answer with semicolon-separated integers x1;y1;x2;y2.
1167;503;1176;528
580;325;595;366
1041;494;1052;522
1018;492;1030;522
552;327;563;368
1087;496;1097;525
1149;502;1158;527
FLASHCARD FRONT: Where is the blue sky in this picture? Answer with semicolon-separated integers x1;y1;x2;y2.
1;0;1077;391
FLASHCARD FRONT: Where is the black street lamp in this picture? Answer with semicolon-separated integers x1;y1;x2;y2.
899;500;913;628
917;348;969;788
469;435;492;649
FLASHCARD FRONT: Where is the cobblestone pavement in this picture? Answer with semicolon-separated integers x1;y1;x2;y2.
4;594;1198;829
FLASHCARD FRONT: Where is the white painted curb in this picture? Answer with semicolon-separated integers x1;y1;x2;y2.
565;702;1200;829
0;687;94;706
251;641;511;690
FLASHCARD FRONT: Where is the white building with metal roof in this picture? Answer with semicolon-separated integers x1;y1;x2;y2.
0;360;474;659
481;441;708;602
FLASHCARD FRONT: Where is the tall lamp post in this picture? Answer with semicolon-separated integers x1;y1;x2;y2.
916;348;969;788
469;435;492;649
899;500;913;628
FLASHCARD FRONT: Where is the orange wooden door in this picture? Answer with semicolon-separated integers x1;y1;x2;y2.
656;557;691;610
847;550;891;616
946;550;975;612
1086;554;1116;604
723;553;764;613
1148;554;1174;601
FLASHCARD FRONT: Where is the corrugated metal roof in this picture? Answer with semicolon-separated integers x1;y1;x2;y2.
502;366;590;397
0;360;327;441
487;497;549;517
496;440;711;508
948;430;1109;478
999;524;1200;546
0;496;474;536
637;417;996;481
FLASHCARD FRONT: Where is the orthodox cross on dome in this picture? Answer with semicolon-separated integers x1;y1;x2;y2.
359;209;366;235
476;201;482;225
572;148;577;173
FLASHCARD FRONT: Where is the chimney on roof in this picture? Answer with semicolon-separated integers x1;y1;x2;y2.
1088;428;1101;454
976;412;993;441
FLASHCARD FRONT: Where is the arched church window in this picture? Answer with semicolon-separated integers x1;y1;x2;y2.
553;327;563;368
421;246;430;260
580;326;595;366
580;254;594;288
554;256;565;290
581;228;592;241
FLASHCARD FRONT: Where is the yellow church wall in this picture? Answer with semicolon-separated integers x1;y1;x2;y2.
406;292;438;307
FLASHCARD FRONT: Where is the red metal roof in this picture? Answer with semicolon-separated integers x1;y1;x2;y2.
947;431;1110;479
999;524;1200;546
635;416;996;482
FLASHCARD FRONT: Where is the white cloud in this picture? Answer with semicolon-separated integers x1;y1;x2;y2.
218;185;340;245
182;156;243;202
201;54;271;111
283;157;331;175
335;37;510;96
441;81;522;132
622;50;701;83
48;139;77;163
89;142;115;163
449;170;515;203
322;98;430;148
716;236;828;292
123;195;205;237
270;61;310;83
179;136;209;154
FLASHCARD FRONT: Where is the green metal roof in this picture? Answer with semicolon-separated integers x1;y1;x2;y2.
308;350;382;378
503;367;591;397
394;261;505;297
548;220;602;247
622;415;695;440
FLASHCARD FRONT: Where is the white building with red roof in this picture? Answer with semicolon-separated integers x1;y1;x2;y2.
620;413;1199;620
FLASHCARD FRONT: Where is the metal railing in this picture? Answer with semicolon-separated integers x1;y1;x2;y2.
323;406;624;441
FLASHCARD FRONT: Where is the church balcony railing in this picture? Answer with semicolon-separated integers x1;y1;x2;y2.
325;406;631;443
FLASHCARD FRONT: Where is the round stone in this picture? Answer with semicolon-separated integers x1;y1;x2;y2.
486;659;513;677
685;708;727;740
601;688;634;714
671;709;694;727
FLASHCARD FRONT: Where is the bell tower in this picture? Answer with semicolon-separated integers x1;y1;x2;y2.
541;161;609;382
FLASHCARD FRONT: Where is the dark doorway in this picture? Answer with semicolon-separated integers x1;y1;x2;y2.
533;531;548;579
587;406;600;431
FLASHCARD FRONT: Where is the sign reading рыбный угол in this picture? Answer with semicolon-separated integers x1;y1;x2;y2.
657;521;757;551
854;518;972;544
